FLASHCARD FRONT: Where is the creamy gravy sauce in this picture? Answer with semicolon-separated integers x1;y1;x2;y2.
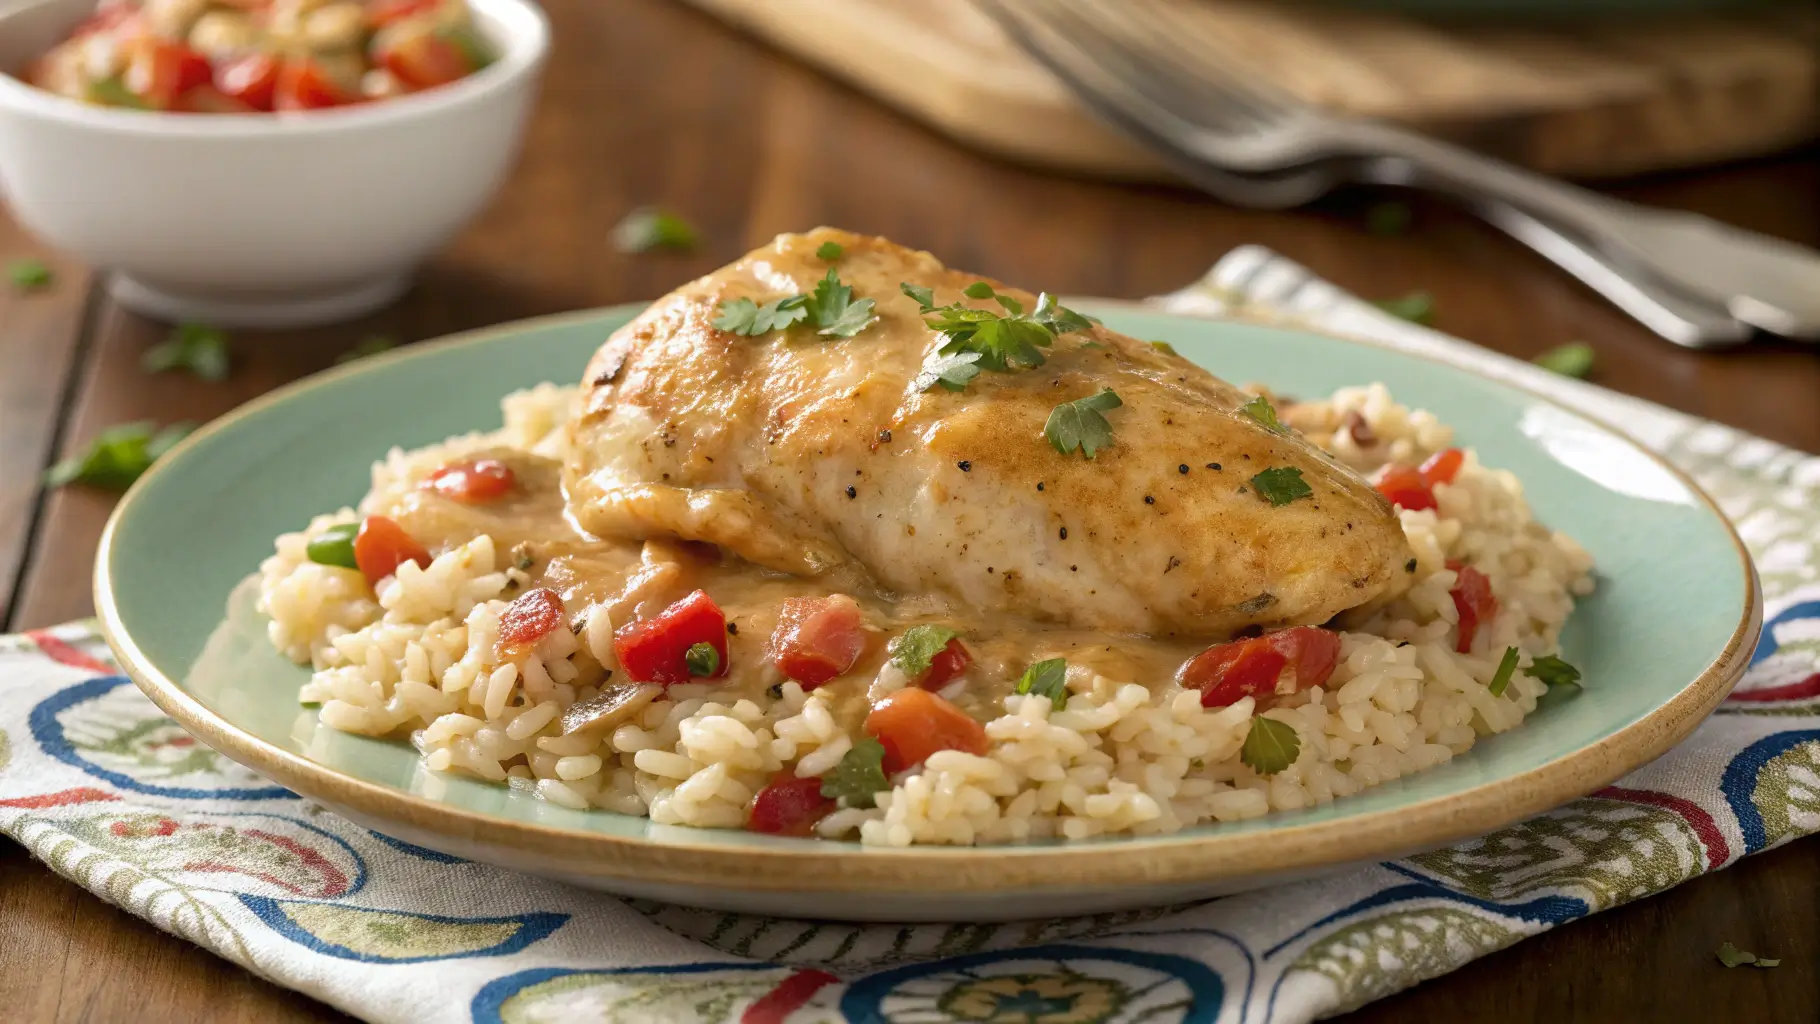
375;448;1210;731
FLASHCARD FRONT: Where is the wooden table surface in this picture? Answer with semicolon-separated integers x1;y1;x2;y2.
2;1;1817;1020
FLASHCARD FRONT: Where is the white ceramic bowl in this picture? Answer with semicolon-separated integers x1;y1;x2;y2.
0;0;549;327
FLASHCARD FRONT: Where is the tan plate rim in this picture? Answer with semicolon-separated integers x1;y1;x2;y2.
95;301;1762;895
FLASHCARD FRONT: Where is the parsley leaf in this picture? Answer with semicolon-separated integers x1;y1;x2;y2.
1249;466;1312;506
816;240;844;262
1534;342;1594;379
889;624;961;676
804;269;876;338
336;335;397;364
1045;388;1122;459
1240;395;1286;434
963;280;995;299
612;206;696;253
714;294;809;336
912;351;983;393
1150;340;1178;356
1241;716;1300;775
142;324;230;381
1373;290;1435;325
9;257;52;291
901;282;936;310
821;736;888;808
45;421;194;490
1716;942;1779;969
1489;646;1520;697
1526;655;1582;690
1015;658;1068;704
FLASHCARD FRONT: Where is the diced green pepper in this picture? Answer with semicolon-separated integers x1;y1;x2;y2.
306;523;360;570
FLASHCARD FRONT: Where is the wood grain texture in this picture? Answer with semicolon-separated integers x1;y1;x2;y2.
683;0;1820;178
1;0;1817;1019
0;209;89;628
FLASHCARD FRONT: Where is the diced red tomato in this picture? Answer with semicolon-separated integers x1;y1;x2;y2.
1374;464;1436;512
353;515;431;587
125;39;214;110
767;596;866;689
495;587;564;661
1447;561;1498;654
172;85;253;114
376;31;473;90
919;638;973;690
426;458;516;504
275;58;357;111
215;53;278;112
366;0;444;30
1421;447;1465;487
747;773;834;837
1181;626;1341;708
613;590;730;685
864;689;988;774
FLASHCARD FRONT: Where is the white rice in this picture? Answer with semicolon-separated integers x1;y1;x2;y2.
257;381;1594;846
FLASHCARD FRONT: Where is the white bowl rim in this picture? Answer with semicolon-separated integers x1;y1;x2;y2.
0;0;550;137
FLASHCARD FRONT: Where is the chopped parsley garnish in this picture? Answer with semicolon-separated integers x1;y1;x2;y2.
1045;388;1122;459
1015;658;1069;704
909;281;1096;375
1150;340;1178;356
45;421;194;490
306;523;360;570
612;207;696;253
684;642;720;677
821;736;888;807
804;269;877;337
142;323;230;381
1240;395;1286;434
815;240;844;261
889;624;961;676
1526;655;1582;690
1241;716;1300;775
912;351;983;393
336;334;397;364
1249;466;1312;506
1366;201;1412;237
715;270;875;339
1534;342;1594;379
9;258;51;291
1488;646;1520;697
1373;290;1435;326
714;294;809;336
1716;942;1779;969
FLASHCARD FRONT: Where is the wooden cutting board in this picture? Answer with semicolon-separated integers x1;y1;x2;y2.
682;0;1820;179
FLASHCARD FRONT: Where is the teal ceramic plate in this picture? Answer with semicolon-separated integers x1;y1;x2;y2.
96;303;1759;921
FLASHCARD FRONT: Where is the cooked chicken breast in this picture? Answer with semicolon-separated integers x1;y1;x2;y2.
565;228;1414;637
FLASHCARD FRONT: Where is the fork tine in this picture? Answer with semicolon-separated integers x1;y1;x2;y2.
1119;0;1306;118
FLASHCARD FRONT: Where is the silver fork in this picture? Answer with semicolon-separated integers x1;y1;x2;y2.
977;0;1820;344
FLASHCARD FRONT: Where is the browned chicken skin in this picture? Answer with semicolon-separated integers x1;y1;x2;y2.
565;228;1414;638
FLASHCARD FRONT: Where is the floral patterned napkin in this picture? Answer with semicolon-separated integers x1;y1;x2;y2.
3;249;1816;1024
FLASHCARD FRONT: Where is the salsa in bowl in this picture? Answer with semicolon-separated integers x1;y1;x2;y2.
26;0;497;114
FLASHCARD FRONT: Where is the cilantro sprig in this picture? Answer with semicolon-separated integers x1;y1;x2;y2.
713;269;876;339
1526;654;1581;691
1015;658;1068;705
1534;342;1594;379
612;207;696;253
45;421;195;490
912;351;983;393
1241;716;1300;775
816;241;844;262
1716;942;1779;969
1249;466;1312;506
142;323;230;381
889;624;961;677
1240;395;1286;434
9;257;52;291
821;736;889;808
1045;388;1122;459
905;280;1095;375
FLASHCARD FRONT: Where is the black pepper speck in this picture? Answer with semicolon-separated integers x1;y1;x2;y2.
845;486;856;499
727;622;739;635
1036;482;1045;491
1206;462;1221;471
1059;527;1068;540
1405;558;1418;573
1178;464;1189;474
878;429;892;443
1144;495;1155;505
957;460;971;472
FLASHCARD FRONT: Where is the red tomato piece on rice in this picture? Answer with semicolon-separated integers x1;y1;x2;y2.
747;773;835;836
613;590;729;685
767;595;866;689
